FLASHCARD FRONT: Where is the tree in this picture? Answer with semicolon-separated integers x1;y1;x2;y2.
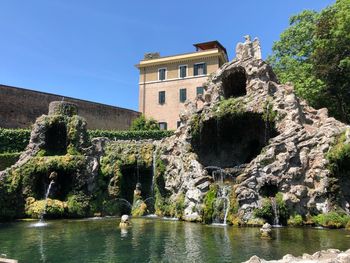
130;115;160;131
267;0;350;122
312;0;350;122
267;10;326;108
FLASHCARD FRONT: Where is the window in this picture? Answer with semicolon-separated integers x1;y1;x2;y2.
194;63;207;76
179;65;187;78
196;86;204;96
159;91;165;104
158;68;166;80
179;88;187;103
159;122;167;130
177;121;182;128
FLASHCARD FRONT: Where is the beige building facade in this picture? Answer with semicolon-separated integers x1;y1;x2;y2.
136;41;228;130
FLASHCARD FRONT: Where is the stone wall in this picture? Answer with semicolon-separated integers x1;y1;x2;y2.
0;85;141;130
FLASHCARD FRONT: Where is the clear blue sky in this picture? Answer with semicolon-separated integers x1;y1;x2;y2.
0;0;335;111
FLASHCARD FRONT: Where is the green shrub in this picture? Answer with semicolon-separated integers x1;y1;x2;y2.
67;194;90;218
202;185;218;224
275;192;289;224
130;115;160;131
254;193;289;225
254;198;273;220
326;132;350;204
25;198;66;219
0;152;21;171
0;128;30;153
0;128;174;154
213;97;246;118
89;129;174;141
312;212;350;228
288;214;304;226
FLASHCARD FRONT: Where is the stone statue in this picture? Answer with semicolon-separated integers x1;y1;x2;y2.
236;35;262;60
119;214;131;228
260;223;272;239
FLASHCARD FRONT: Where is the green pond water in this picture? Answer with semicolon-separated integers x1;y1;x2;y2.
0;217;349;263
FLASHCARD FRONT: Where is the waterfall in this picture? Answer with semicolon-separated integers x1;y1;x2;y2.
31;180;55;227
39;180;55;222
151;146;158;196
271;197;281;226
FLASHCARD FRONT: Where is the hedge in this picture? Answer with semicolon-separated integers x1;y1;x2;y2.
0;129;31;153
0;152;21;171
0;128;174;153
88;129;174;141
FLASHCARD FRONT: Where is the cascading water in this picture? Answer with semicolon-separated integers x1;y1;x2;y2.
270;197;281;227
31;180;55;227
213;186;230;225
206;167;231;225
151;145;158;196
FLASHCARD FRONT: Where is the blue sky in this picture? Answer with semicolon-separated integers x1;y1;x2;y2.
0;0;334;111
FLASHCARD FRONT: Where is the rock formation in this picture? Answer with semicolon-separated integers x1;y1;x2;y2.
154;36;350;223
1;37;349;224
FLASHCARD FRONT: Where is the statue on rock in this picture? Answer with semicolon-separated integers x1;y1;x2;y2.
235;35;262;60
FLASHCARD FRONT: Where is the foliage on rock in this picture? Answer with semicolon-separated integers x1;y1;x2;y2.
67;194;91;218
326;132;350;204
312;212;350;228
0;128;173;155
254;193;289;225
202;184;218;224
0;152;20;171
25;197;66;219
287;214;304;226
130;115;160;131
0;128;30;153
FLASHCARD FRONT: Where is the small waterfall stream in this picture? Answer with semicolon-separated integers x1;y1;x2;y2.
151;145;158;196
206;167;231;225
31;180;55;227
271;197;281;227
40;180;55;222
217;185;230;225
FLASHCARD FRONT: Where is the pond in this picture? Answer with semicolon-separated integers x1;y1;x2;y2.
0;217;349;262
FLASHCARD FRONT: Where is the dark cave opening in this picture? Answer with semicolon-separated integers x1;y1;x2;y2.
192;113;278;168
119;166;153;213
45;122;68;155
222;67;247;98
33;171;73;200
259;183;279;198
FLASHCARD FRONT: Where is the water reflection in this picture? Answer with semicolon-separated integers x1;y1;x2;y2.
39;230;46;263
0;219;349;263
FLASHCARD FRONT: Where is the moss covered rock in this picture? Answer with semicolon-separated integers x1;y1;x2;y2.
25;197;66;219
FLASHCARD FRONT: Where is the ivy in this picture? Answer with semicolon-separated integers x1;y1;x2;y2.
0;128;174;154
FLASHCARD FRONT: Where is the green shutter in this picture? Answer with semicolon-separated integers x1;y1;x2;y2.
179;88;187;102
159;91;165;104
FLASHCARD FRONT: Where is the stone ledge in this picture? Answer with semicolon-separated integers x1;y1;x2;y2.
243;248;350;263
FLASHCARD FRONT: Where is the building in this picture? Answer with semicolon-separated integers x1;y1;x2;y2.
0;84;140;130
136;41;228;130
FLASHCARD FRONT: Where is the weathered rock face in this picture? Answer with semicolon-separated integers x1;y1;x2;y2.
156;36;350;222
0;101;99;219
